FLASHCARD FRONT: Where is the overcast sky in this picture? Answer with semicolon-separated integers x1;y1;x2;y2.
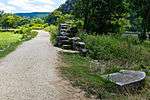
0;0;67;13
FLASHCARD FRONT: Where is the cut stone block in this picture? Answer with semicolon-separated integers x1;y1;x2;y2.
57;36;69;40
102;70;146;93
70;37;81;41
75;42;86;48
61;40;71;45
60;32;70;36
62;45;72;50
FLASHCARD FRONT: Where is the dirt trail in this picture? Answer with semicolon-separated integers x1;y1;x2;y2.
0;30;89;100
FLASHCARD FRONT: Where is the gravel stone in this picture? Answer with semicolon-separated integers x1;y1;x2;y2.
0;31;90;100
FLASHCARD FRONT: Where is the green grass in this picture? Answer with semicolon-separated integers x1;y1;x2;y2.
61;53;150;99
79;34;150;67
15;26;38;41
60;36;150;99
80;34;142;61
0;32;22;58
44;25;58;44
61;53;117;99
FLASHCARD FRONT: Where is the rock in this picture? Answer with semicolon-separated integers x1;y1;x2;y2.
76;42;86;48
69;27;78;37
60;29;67;33
60;32;70;36
70;37;81;41
61;40;71;45
60;23;68;29
57;36;69;40
102;70;146;93
62;45;72;50
80;49;88;56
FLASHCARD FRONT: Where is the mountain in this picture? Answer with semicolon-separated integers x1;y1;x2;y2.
58;0;77;13
15;12;49;18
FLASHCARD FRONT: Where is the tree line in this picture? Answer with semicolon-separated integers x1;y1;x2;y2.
0;11;45;29
46;0;150;41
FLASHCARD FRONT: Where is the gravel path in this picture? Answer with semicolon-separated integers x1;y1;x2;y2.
0;31;89;100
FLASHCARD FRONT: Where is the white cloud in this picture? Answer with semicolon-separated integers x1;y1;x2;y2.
0;2;16;13
0;0;67;13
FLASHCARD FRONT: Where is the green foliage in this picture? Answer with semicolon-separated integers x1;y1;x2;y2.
44;25;58;44
104;66;122;74
0;12;31;29
31;18;44;24
74;0;128;34
128;0;150;41
0;32;22;58
111;17;131;34
30;23;47;30
61;52;150;99
61;53;112;98
80;34;143;64
15;26;38;41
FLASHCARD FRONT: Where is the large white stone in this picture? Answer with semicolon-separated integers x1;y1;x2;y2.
103;70;146;86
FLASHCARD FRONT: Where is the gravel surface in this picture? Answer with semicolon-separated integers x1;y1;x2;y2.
0;30;90;100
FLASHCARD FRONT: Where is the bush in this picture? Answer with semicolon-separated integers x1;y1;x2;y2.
0;32;22;57
44;25;58;44
15;26;38;41
30;23;47;30
80;34;143;64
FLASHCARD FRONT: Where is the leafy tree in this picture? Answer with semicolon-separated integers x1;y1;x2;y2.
31;18;44;24
0;13;28;29
1;14;16;29
74;0;128;34
44;10;62;25
128;0;150;41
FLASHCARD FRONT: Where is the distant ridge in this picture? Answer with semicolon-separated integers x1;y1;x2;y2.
15;12;49;18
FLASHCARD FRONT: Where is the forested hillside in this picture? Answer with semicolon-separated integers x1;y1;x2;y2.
15;12;49;18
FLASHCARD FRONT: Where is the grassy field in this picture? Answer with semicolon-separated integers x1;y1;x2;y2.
61;53;150;99
0;32;22;58
0;27;38;58
60;35;150;99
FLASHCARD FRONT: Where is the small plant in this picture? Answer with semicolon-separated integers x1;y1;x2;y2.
44;25;58;44
80;34;143;65
15;26;38;41
0;32;22;58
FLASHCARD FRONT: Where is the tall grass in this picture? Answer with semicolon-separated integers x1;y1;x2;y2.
44;25;58;44
15;26;38;41
0;32;22;58
80;34;144;65
61;53;150;99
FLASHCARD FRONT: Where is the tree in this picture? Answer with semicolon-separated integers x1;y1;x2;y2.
74;0;128;34
44;10;63;25
128;0;150;41
0;13;26;29
1;14;16;29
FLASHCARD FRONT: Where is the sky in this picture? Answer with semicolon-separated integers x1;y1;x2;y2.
0;0;67;13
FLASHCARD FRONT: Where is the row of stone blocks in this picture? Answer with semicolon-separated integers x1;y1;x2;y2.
56;23;88;55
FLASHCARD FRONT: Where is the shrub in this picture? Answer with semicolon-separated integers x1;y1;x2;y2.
0;32;22;57
80;34;143;64
44;25;58;44
30;23;47;30
15;26;37;41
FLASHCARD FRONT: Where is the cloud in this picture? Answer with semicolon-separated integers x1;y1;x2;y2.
0;2;16;13
0;0;67;13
